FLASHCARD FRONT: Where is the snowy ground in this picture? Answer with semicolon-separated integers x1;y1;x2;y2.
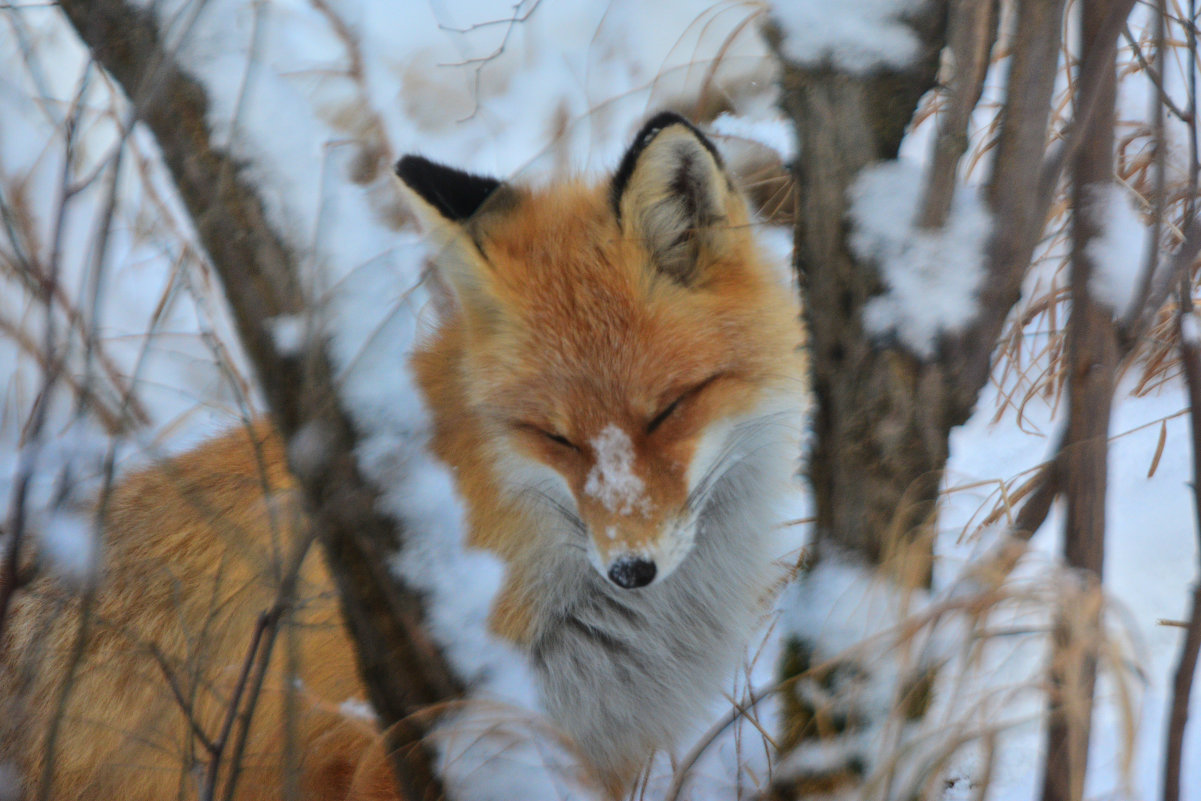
0;0;1198;799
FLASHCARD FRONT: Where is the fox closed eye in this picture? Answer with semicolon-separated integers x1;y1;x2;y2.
646;398;681;433
646;374;724;434
516;421;581;452
543;430;579;451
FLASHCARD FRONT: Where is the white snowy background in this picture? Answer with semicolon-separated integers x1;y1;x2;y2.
0;0;1198;799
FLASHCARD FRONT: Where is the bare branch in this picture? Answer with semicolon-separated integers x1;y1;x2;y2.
1120;24;1190;121
56;1;463;798
1123;212;1201;347
949;0;1136;416
436;0;542;121
1122;3;1171;344
917;0;999;229
1162;280;1201;801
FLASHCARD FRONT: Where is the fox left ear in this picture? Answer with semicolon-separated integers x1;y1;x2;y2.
395;155;505;230
611;112;739;286
395;155;512;321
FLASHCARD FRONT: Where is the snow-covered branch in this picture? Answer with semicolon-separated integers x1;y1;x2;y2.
55;1;460;797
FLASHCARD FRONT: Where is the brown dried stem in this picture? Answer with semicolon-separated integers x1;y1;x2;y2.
917;0;999;230
1162;286;1201;801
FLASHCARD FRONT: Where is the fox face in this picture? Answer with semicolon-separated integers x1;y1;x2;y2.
400;114;801;597
399;114;803;597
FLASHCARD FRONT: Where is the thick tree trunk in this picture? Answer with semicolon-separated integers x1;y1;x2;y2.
769;10;949;586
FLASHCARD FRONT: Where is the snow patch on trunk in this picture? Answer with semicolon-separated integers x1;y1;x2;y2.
769;0;927;74
850;159;991;358
1085;183;1147;317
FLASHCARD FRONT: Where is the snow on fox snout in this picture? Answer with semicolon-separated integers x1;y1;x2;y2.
579;423;693;588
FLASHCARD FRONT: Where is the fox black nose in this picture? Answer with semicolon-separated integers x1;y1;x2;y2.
608;557;657;589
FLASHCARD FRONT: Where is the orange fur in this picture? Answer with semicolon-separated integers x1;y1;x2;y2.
0;422;397;800
411;179;801;641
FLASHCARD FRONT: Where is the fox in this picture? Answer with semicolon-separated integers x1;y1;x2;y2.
0;111;805;800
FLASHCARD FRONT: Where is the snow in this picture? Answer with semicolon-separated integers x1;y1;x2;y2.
338;697;376;722
1086;183;1147;317
850;158;992;358
1183;312;1201;345
710;109;796;161
1;1;1199;801
35;512;99;584
584;424;647;515
769;0;927;74
267;314;306;356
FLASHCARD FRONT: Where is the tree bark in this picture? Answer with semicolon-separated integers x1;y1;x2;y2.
768;6;949;585
1039;1;1119;798
1164;300;1201;801
56;3;461;799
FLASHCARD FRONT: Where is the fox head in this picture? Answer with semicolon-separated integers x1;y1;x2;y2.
398;113;803;591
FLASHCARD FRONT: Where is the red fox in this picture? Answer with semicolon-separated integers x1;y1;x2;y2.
0;112;805;799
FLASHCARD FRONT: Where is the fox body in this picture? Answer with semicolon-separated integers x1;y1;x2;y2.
0;113;804;799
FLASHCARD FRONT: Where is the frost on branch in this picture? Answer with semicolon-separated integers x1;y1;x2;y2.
320;236;568;800
1084;183;1146;318
849;159;991;359
768;0;928;74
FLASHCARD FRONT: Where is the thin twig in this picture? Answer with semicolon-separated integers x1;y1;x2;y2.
149;645;219;755
201;610;274;801
917;0;999;229
1124;4;1170;339
1035;0;1138;221
664;686;775;801
437;0;542;121
1162;180;1201;801
220;523;316;801
1120;24;1191;120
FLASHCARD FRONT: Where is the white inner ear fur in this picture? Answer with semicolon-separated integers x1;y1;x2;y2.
398;180;498;321
619;127;729;282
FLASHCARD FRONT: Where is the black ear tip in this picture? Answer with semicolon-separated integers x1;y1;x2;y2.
395;154;443;185
394;154;421;179
629;112;722;165
611;111;723;216
394;154;503;223
636;111;692;139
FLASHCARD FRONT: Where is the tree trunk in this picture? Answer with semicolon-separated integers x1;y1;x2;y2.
769;8;949;587
1039;1;1119;798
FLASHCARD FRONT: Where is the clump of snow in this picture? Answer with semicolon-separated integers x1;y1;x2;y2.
584;424;646;514
1085;183;1147;317
850;159;991;358
36;511;100;585
320;234;566;798
267;314;307;356
1182;312;1201;344
0;422;111;586
776;557;941;793
710;110;796;161
774;549;1119;800
769;0;927;75
285;420;334;483
338;697;377;722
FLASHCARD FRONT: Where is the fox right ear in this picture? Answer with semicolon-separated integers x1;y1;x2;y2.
611;112;738;286
395;156;508;321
